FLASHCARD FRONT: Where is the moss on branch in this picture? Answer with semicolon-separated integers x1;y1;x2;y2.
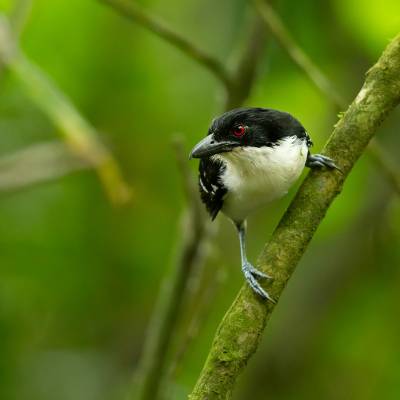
189;34;400;400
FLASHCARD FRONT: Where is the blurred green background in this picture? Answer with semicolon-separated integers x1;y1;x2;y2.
0;0;399;399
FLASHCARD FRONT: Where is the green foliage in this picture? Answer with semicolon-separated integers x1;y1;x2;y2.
0;1;399;400
334;0;400;56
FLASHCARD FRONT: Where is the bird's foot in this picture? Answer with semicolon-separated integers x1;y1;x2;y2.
245;263;271;279
242;262;275;303
306;154;342;173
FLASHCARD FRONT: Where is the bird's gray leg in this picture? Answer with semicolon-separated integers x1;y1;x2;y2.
306;152;342;172
236;221;275;302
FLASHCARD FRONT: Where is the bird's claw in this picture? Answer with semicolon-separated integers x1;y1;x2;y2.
245;263;271;279
307;154;342;173
242;262;275;303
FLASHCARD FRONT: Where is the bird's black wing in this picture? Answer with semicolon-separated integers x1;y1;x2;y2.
198;157;227;220
300;130;313;148
302;131;314;161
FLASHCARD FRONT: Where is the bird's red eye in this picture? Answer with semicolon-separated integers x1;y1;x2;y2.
232;125;246;138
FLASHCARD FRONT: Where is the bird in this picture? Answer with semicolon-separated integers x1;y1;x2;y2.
189;107;339;302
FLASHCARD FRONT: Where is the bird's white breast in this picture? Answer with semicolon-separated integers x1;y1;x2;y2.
213;136;308;222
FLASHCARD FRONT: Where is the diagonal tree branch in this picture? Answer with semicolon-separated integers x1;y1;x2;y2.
0;17;132;205
189;33;400;400
99;0;234;91
239;188;394;398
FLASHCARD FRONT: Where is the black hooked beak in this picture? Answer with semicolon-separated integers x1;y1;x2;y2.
189;134;236;159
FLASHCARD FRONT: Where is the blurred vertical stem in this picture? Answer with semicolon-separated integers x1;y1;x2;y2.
166;258;227;381
0;17;131;204
10;0;33;37
253;0;400;196
132;137;214;400
368;138;400;195
225;15;266;109
189;33;400;399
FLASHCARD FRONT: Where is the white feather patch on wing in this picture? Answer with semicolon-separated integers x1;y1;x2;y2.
199;177;209;193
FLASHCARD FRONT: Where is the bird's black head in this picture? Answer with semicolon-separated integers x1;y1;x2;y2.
189;107;307;159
